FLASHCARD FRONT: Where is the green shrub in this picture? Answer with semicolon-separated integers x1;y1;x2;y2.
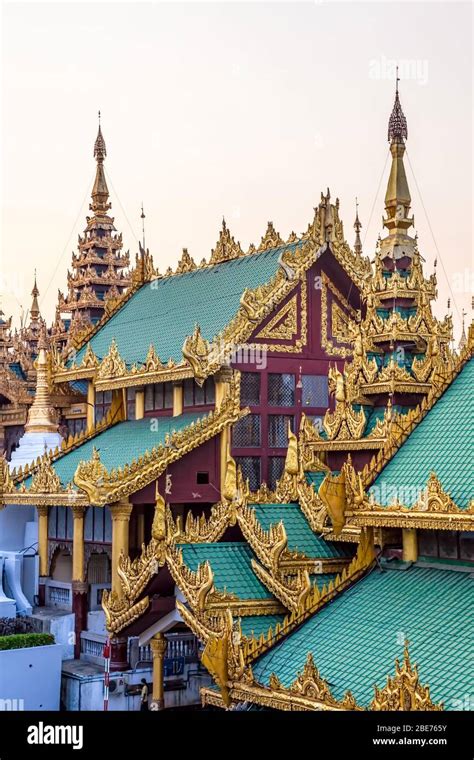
0;633;55;651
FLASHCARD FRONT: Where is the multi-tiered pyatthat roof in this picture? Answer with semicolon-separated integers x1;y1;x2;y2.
52;120;131;351
299;81;454;508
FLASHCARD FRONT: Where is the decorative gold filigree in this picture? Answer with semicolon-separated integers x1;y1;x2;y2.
175;248;197;274
370;641;443;711
182;325;211;386
257;221;285;252
209;219;244;264
96;338;127;380
256;295;298;341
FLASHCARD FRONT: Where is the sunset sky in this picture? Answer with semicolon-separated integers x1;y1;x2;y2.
1;1;472;342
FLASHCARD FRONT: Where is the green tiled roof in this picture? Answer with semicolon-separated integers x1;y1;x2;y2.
252;565;474;708
252;503;353;558
370;357;474;508
22;414;203;489
74;245;296;367
239;615;285;638
179;542;272;600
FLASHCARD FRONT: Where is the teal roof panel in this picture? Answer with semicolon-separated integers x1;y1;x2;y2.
74;245;294;367
252;503;353;558
252;565;474;708
370;357;474;508
179;542;273;600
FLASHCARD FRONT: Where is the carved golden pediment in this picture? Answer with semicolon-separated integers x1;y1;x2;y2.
370;642;443;711
175;248;197;274
97;338;127;380
257;221;285;252
256;295;298;341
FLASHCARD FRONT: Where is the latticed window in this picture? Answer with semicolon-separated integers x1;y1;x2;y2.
268;414;294;447
268;457;285;490
268;373;295;406
240;372;261;406
183;377;215;407
65;417;86;437
144;383;173;411
95;390;112;423
301;375;329;408
235;456;261;492
126;388;136;420
232;414;261;447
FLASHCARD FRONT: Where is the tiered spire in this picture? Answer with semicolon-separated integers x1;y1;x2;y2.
52;115;131;350
380;71;415;261
353;198;362;256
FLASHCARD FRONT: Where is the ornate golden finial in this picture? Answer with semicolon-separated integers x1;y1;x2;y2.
458;309;467;351
380;75;414;260
388;66;408;143
141;203;146;250
91;115;110;215
29;271;41;322
353;198;362;256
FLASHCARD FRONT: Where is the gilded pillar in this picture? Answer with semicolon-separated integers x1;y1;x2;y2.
402;528;418;562
71;505;88;658
110;499;133;597
87;381;95;431
36;505;49;607
37;505;49;577
135;388;145;420
215;370;232;496
172;382;183;417
151;633;167;710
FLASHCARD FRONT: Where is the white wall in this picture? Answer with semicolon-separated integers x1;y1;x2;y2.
0;644;63;710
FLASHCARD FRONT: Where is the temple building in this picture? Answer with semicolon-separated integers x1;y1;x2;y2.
0;84;472;712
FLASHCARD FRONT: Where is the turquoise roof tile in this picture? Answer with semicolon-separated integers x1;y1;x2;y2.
179;542;273;600
22;413;203;489
370;357;474;508
239;615;285;638
252;503;353;558
252;565;474;708
74;245;296;367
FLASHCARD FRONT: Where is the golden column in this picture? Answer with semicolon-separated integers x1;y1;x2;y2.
110;499;133;597
86;381;95;431
71;506;86;582
135;387;145;420
402;528;418;562
172;382;183;417
37;506;49;577
215;369;232;495
151;633;167;710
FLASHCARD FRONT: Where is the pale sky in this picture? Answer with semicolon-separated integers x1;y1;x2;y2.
1;1;472;343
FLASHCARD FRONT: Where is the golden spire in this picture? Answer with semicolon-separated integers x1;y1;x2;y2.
458;309;467;351
353;197;362;256
25;323;58;433
30;270;40;321
90;111;111;216
380;71;415;260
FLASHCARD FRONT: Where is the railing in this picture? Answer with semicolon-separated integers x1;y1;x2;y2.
45;580;72;610
129;633;200;670
80;631;107;664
